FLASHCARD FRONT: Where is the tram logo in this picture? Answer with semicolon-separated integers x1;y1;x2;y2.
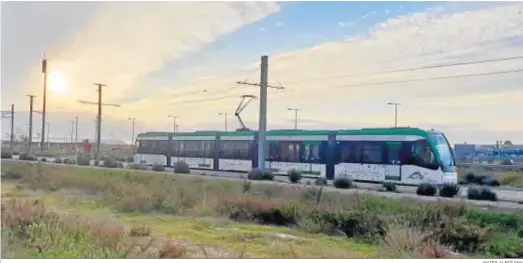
408;172;425;180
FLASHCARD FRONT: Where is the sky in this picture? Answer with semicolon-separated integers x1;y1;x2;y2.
1;1;522;145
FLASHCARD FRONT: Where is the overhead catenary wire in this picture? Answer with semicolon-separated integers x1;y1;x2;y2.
282;55;523;84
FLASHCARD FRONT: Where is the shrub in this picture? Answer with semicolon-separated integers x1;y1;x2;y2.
129;163;146;170
1;151;13;159
77;153;91;166
53;158;62;163
439;183;460;198
173;161;190;174
501;159;515;165
465;172;477;184
467;186;498;201
40;157;48;162
63;158;76;165
130;224;152;237
247;168;274;181
287;169;302;183
103;158;119;168
152;164;165;172
382;182;397;192
315;178;328;186
476;175;501;187
333;177;352;189
127;156;134;162
18;153;35;161
416;183;437;196
2;171;24;180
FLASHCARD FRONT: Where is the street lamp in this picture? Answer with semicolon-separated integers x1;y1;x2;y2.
287;108;300;130
168;115;179;134
128;117;136;150
387;102;401;128
218;112;230;132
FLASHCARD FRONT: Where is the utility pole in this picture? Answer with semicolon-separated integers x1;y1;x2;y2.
128;117;136;150
10;104;14;150
68;120;75;150
46;122;50;148
168;115;179;134
218;112;230;132
287;108;300;130
236;55;284;171
75;116;79;144
94;83;105;164
27;95;36;155
41;56;48;151
387;102;400;128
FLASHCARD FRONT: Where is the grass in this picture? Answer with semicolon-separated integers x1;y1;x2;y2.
2;162;523;258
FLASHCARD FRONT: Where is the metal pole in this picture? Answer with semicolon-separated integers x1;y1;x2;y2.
168;115;178;134
128;118;135;150
75;116;79;143
46;122;50;148
257;55;268;171
41;57;47;151
394;105;398;128
27;95;36;155
10;104;14;150
225;114;228;132
94;83;106;164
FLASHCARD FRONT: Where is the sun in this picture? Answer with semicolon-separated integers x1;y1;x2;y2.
47;70;68;96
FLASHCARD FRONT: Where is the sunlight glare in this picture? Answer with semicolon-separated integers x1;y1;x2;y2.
48;70;68;96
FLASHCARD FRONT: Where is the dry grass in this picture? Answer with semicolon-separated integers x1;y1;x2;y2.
3;162;523;258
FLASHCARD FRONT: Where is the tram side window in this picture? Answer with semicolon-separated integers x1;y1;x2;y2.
386;142;402;165
279;142;300;162
137;140;153;154
183;141;199;158
172;141;182;155
201;141;214;158
406;139;439;170
336;141;359;163
156;140;169;154
302;142;325;163
359;142;385;164
220;141;250;160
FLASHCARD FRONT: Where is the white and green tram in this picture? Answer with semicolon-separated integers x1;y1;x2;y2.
133;127;457;185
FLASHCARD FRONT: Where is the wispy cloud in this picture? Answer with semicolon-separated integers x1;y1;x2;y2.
338;21;356;27
361;10;377;19
260;27;267;32
276;21;284;27
19;2;280;117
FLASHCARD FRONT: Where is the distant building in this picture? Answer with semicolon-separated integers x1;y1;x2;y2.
454;143;476;158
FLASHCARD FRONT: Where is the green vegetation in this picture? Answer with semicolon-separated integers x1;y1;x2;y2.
416;183;437;196
2;162;523;258
247;168;274;181
439;184;460;198
287;169;302;183
173;161;190;174
152;164;165;172
333;177;353;189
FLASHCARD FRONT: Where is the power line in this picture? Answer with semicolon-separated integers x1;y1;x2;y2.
287;68;523;94
283;55;523;84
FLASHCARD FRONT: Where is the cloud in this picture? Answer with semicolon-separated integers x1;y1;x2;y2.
361;11;377;19
127;2;523;142
338;21;356;27
276;21;284;27
260;27;267;32
19;1;280;117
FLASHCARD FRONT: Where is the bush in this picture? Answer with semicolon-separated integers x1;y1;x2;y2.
103;158;119;168
63;158;76;165
416;183;437;196
40;157;48;162
476;175;501;187
53;158;62;164
333;177;352;189
288;169;302;183
465;172;477;184
2;171;24;180
439;183;460;198
1;151;13;159
128;163;146;170
501;159;515;165
467;186;498;201
382;182;397;192
18;153;35;161
173;161;190;174
247;168;274;181
315;178;328;186
152;164;165;172
77;154;91;166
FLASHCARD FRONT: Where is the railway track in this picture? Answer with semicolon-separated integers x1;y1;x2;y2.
2;158;523;213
